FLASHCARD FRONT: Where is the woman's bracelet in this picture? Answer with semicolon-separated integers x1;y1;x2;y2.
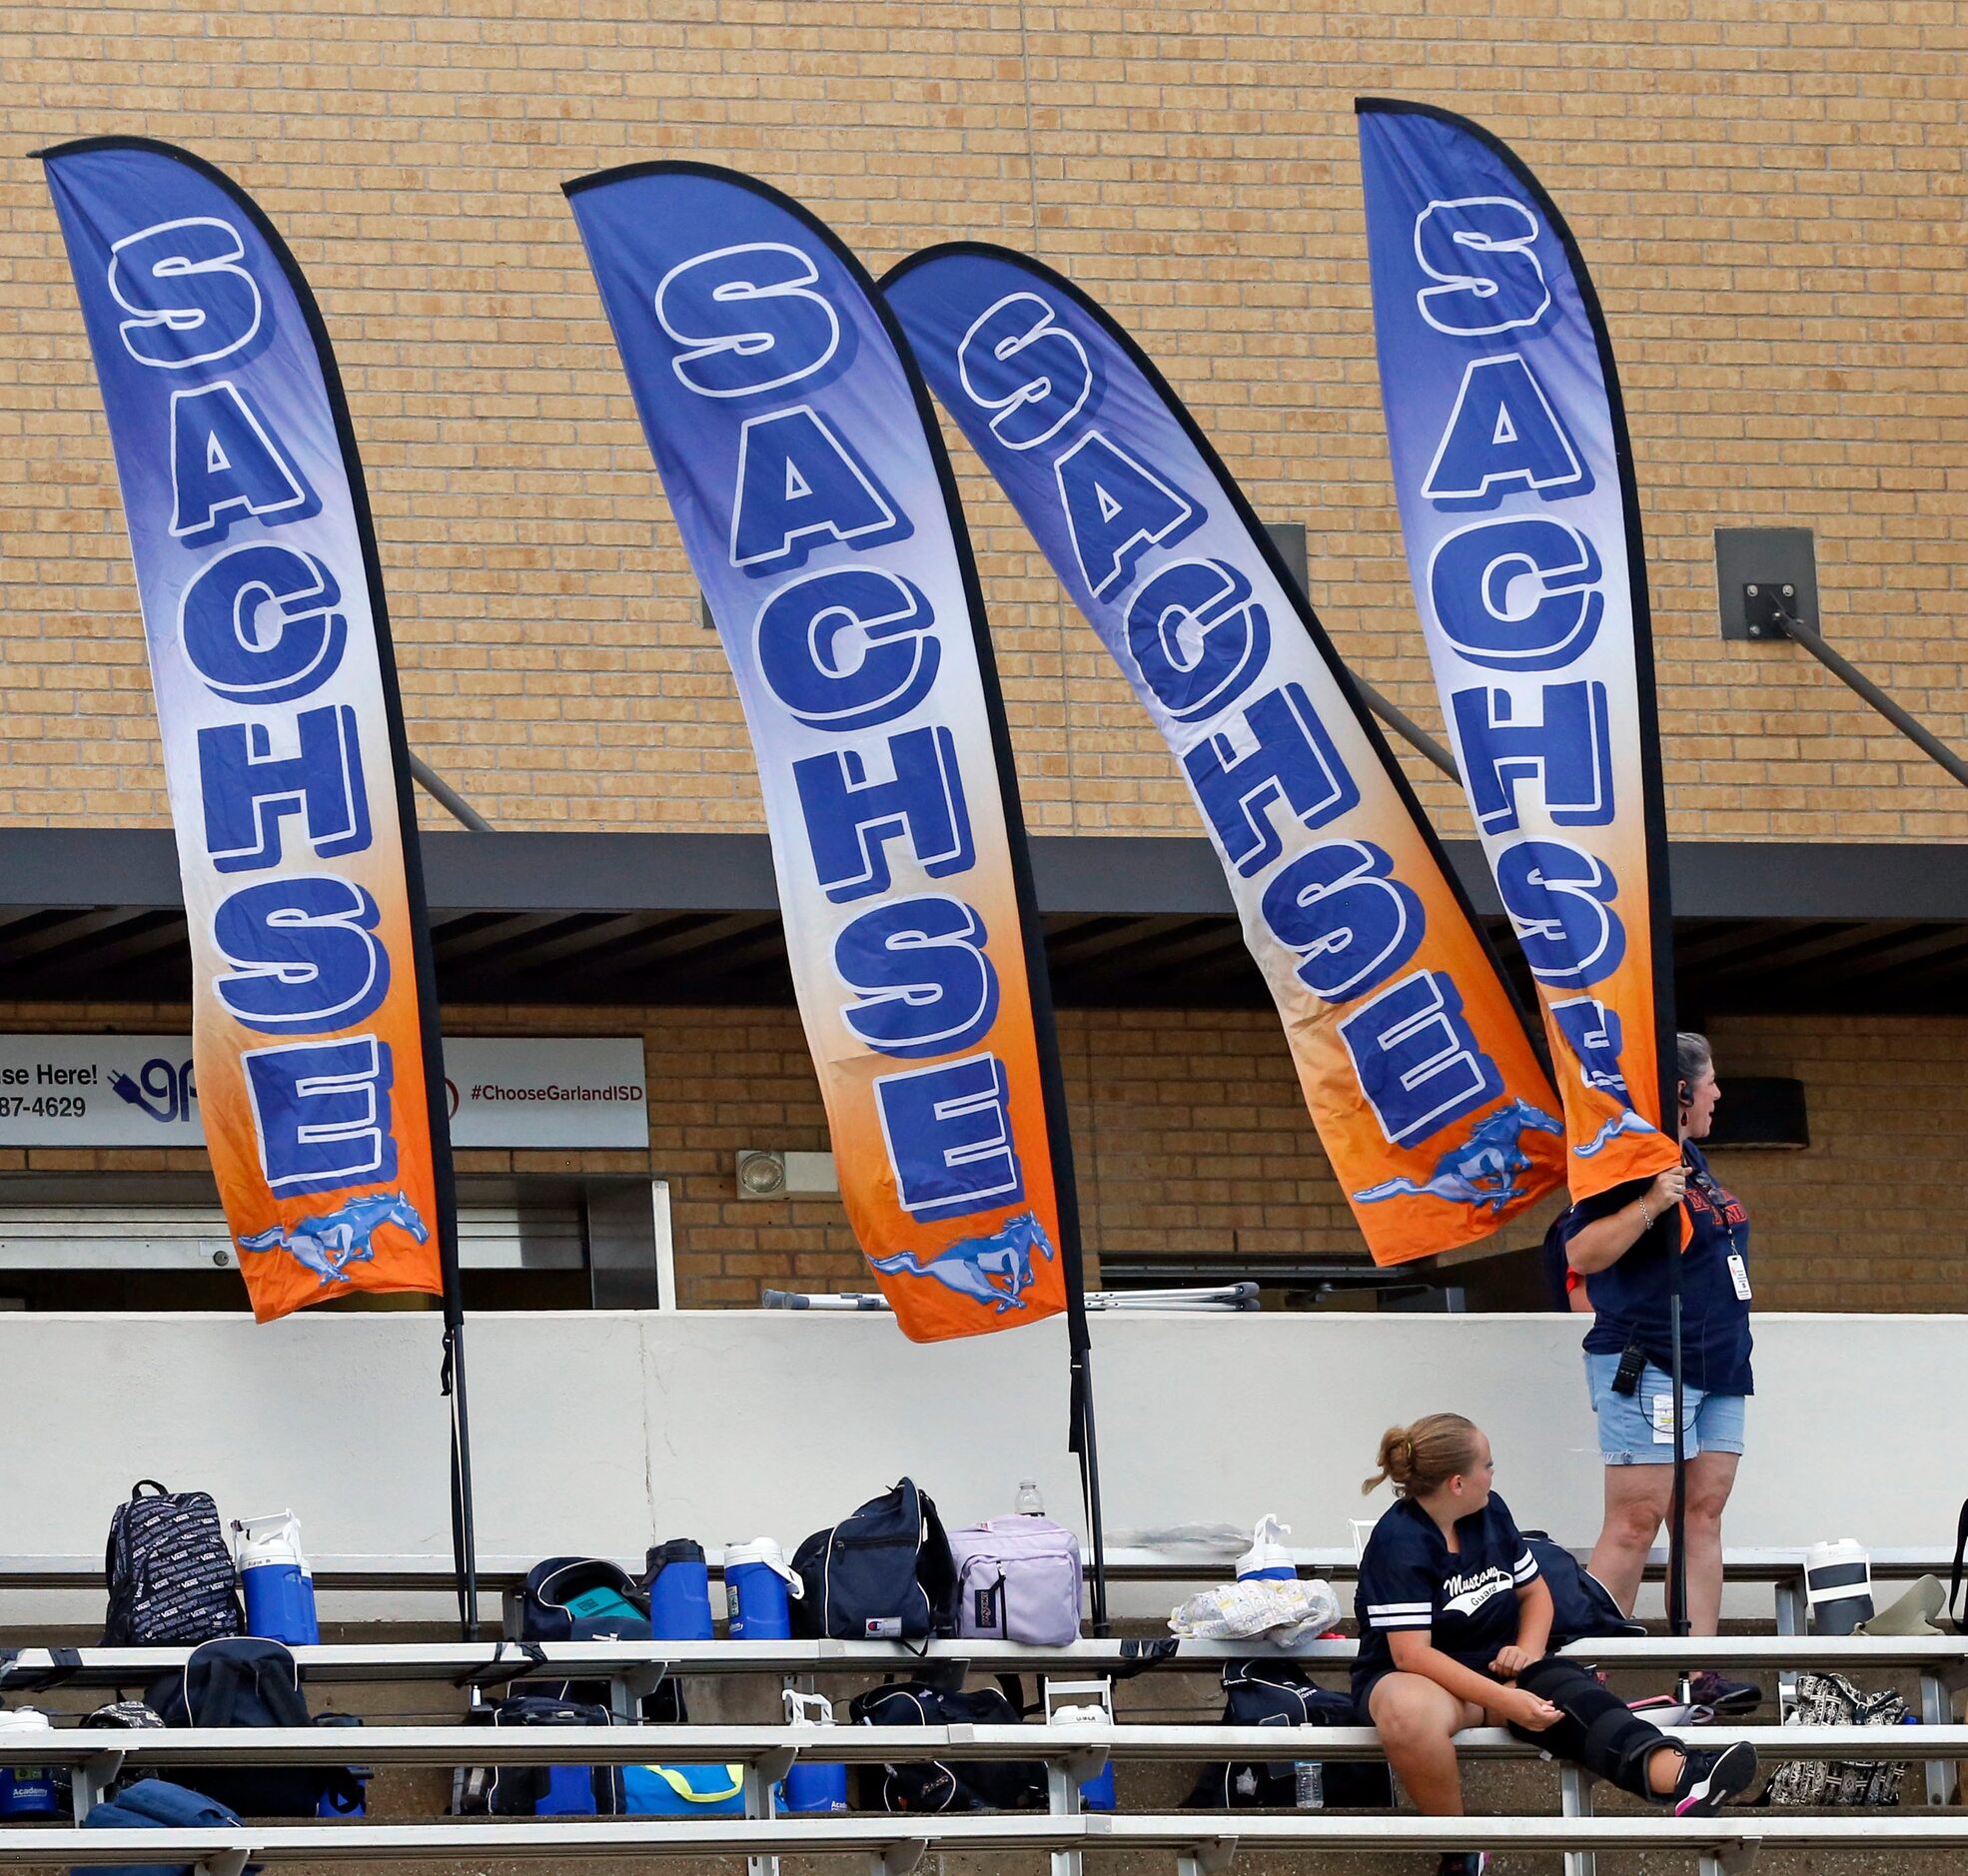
1638;1199;1654;1230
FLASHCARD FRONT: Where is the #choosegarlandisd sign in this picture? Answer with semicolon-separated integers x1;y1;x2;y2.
0;1036;648;1151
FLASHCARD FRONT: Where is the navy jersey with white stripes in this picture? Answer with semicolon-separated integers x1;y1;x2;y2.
1351;1491;1540;1700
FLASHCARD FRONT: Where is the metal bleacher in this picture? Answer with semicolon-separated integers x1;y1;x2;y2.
4;1561;1967;1876
9;1541;1962;1631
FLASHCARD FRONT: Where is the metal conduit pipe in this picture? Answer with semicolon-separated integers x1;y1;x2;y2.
409;754;494;832
1352;678;1461;781
1768;600;1968;793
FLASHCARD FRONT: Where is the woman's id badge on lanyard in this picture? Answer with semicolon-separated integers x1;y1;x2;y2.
1728;1253;1752;1302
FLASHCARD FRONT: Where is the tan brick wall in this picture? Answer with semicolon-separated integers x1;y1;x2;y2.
3;1002;1960;1316
4;1;1968;839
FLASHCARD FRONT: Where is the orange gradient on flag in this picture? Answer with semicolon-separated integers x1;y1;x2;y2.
184;813;443;1326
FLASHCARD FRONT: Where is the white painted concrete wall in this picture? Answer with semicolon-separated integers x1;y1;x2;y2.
3;1311;1957;1621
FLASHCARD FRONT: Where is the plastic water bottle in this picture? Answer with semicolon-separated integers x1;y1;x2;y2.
644;1538;715;1641
1294;1759;1325;1809
1237;1513;1296;1582
234;1511;320;1645
779;1691;849;1814
1015;1479;1045;1516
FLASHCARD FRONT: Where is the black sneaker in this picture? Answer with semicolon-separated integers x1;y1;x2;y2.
1672;1740;1760;1815
1434;1855;1487;1876
1687;1671;1762;1718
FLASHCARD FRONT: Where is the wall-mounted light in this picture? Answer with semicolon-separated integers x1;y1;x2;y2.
734;1149;841;1201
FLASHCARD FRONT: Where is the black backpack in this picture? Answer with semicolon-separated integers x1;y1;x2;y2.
1521;1532;1646;1648
791;1478;957;1641
145;1637;357;1818
454;1693;618;1817
1183;1661;1394;1810
1949;1496;1968;1627
103;1480;245;1646
848;1680;1046;1813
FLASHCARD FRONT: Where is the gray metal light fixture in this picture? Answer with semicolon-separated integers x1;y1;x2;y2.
734;1149;840;1201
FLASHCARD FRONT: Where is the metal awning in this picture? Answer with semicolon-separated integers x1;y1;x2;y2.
0;828;1963;1015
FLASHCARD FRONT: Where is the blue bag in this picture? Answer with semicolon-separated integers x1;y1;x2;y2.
621;1763;745;1816
74;1778;242;1876
790;1478;957;1641
1522;1532;1647;1647
515;1558;651;1642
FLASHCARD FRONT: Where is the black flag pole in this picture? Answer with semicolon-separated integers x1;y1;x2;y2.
292;228;483;1644
954;520;1111;1635
39;136;483;1639
871;240;1113;1639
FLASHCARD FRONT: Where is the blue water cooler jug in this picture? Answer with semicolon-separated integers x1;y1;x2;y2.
1044;1683;1116;1813
314;1713;369;1818
235;1511;320;1645
0;1710;60;1820
723;1537;804;1641
778;1691;848;1815
643;1538;714;1640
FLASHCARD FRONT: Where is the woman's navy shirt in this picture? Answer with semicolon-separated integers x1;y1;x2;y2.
1559;1142;1753;1397
1351;1491;1539;1701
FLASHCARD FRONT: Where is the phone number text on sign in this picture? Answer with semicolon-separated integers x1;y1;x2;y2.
0;1037;647;1150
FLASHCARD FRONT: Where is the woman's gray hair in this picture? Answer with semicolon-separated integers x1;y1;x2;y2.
1675;1031;1713;1088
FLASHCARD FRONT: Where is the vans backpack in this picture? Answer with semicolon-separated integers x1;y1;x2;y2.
73;1778;243;1876
791;1479;957;1642
103;1481;244;1646
145;1637;357;1819
1183;1661;1394;1810
848;1680;1046;1813
947;1516;1082;1645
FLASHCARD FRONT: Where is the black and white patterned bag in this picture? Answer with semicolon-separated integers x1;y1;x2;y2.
1767;1670;1907;1806
102;1480;245;1645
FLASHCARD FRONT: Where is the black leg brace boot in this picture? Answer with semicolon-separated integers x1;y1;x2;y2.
1509;1656;1674;1800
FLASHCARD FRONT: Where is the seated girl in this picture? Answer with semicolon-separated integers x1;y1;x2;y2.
1355;1412;1757;1876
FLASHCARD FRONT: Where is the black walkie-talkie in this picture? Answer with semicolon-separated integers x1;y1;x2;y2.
1611;1340;1646;1397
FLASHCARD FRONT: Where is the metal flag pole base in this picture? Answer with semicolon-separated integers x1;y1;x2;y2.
441;1320;482;1642
1666;1241;1690;1643
1070;1347;1110;1637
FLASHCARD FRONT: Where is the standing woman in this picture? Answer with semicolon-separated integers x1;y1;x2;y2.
1354;1413;1756;1876
1560;1033;1754;1689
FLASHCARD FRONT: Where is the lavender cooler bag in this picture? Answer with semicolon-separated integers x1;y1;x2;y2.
948;1517;1083;1644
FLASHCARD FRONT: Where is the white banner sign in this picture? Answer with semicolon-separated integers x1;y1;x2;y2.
0;1037;648;1150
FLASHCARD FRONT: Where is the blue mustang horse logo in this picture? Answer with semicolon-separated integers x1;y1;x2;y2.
1574;1107;1659;1158
238;1191;429;1286
1352;1100;1564;1213
869;1210;1057;1314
